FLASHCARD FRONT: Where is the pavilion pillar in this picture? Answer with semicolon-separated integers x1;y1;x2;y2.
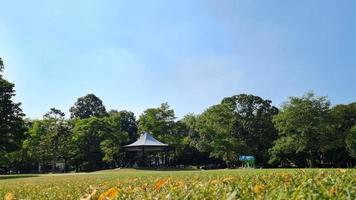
164;147;168;166
142;146;145;167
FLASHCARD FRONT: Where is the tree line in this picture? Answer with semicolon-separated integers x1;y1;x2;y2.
0;58;355;173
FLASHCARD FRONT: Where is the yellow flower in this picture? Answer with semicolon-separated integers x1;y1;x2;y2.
337;169;347;173
329;186;338;197
222;176;234;183
171;180;184;189
5;193;16;200
98;187;119;200
210;179;218;185
299;169;306;174
141;183;149;190
126;185;134;193
252;184;264;193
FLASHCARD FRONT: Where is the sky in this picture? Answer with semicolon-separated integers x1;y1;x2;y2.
0;0;355;119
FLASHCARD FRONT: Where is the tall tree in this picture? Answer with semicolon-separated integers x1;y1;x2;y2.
109;110;138;143
189;104;243;167
0;57;3;70
271;92;331;167
0;57;26;165
24;108;72;172
330;103;356;164
138;103;176;143
72;116;128;171
222;94;278;166
346;125;356;159
70;94;107;119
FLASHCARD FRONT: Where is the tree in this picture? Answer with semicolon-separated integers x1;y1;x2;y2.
190;104;243;167
222;94;278;166
109;110;138;143
70;94;107;119
346;125;356;158
185;94;278;167
138;103;176;143
43;108;65;119
331;102;356;162
0;57;26;167
321;102;356;166
24;108;72;172
271;92;331;167
71;116;128;171
0;57;3;71
102;114;129;166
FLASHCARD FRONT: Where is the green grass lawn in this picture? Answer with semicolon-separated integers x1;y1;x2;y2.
0;168;355;199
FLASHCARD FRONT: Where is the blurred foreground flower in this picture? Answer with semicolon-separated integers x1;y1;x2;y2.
252;184;264;193
80;185;97;200
154;179;168;191
98;187;119;200
5;193;16;200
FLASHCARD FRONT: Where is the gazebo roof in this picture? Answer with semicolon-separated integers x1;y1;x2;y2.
124;132;168;148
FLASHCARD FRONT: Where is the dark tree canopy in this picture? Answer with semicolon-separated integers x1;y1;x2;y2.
109;110;138;143
0;57;3;71
0;59;26;155
222;94;279;165
43;108;65;119
70;94;107;119
330;102;356;162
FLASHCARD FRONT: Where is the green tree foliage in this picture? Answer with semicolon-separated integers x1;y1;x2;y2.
190;104;241;167
24;108;72;172
346;125;356;158
72;115;128;171
307;102;356;167
138;103;191;164
0;58;26;167
0;57;3;70
109;110;138;143
222;94;278;165
186;94;278;167
138;103;176;144
70;94;107;119
270;92;332;167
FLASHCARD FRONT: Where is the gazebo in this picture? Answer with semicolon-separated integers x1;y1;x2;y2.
123;132;169;167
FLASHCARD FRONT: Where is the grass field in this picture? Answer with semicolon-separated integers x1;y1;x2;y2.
0;168;355;200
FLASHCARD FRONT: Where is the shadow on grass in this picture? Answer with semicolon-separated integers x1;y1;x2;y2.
0;174;39;180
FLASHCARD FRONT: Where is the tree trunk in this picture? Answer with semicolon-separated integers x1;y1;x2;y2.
51;159;56;173
309;151;314;168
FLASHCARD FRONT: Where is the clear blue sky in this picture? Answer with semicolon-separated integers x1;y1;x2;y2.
1;0;355;119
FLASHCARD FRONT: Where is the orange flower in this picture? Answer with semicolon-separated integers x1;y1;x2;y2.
98;187;119;200
154;179;168;191
5;193;16;200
